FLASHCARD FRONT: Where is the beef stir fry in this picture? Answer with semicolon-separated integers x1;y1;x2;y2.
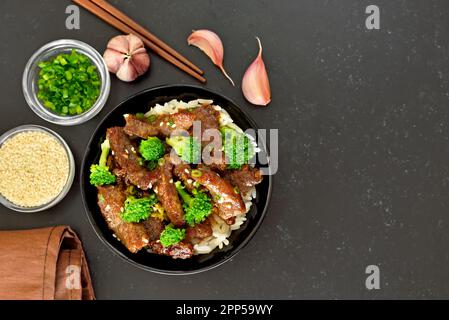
89;100;263;259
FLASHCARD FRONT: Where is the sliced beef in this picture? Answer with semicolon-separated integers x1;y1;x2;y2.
224;165;263;195
148;241;193;259
173;162;196;192
123;115;159;138
171;161;208;194
192;104;219;127
154;155;184;226
106;154;116;171
97;185;149;253
206;152;228;172
186;218;213;243
107;127;160;190
143;217;165;242
124;105;219;145
192;166;246;220
124;110;196;138
191;105;220;147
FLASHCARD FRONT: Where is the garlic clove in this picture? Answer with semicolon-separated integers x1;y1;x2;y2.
103;48;124;74
127;34;145;53
131;51;150;76
103;34;150;82
107;35;130;54
188;29;234;86
116;59;138;82
242;37;271;106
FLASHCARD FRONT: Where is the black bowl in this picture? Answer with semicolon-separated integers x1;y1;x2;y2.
81;85;272;275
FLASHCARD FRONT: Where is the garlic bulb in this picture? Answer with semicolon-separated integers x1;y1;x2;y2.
103;34;150;82
242;37;271;106
188;29;235;86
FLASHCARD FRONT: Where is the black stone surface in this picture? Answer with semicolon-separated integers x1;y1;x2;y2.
0;0;448;299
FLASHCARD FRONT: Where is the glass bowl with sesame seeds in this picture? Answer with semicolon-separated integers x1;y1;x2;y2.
0;125;75;213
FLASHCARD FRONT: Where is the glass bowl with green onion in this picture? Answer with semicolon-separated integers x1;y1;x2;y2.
23;39;110;126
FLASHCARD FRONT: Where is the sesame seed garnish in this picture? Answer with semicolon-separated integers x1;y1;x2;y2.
160;122;163;126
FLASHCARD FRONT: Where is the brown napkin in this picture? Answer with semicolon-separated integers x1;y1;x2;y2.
0;226;95;300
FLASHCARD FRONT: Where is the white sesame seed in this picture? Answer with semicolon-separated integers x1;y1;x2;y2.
105;205;111;211
120;207;124;212
0;131;69;207
125;149;129;154
142;238;149;244
184;169;190;174
172;124;177;128
148;183;152;189
124;114;129;118
169;179;173;184
187;179;193;184
131;147;135;153
160;122;163;126
112;234;117;238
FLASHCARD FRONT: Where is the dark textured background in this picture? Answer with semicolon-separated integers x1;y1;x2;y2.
1;0;449;299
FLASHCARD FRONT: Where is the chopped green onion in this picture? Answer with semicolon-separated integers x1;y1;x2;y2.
191;169;202;178
37;49;101;116
147;114;157;123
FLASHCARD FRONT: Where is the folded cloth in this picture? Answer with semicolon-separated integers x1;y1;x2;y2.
0;226;95;300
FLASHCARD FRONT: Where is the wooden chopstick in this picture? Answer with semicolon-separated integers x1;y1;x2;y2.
73;0;206;83
90;0;203;76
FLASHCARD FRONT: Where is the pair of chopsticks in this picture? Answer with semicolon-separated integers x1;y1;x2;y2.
73;0;206;83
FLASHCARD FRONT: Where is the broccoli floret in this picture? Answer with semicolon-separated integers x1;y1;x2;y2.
166;135;201;164
122;194;157;223
159;224;186;247
139;137;165;161
221;127;255;170
89;139;116;186
175;181;213;227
